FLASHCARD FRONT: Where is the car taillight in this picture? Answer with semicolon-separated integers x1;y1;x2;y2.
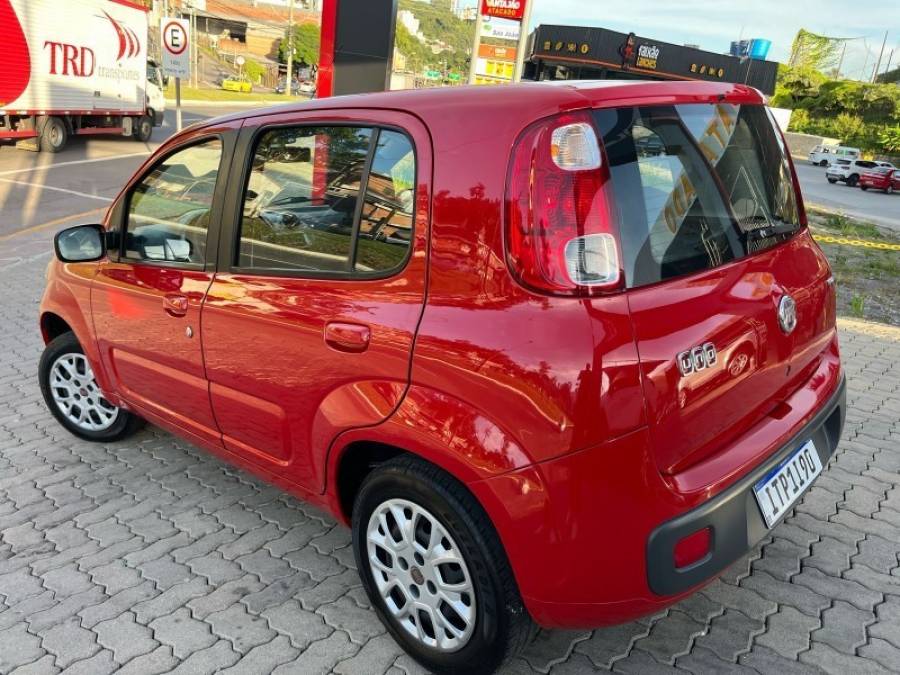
505;111;623;296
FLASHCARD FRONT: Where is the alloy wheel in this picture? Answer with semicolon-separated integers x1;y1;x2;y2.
48;353;119;431
366;498;477;652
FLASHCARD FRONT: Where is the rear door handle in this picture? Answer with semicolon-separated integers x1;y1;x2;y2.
324;322;371;353
163;293;189;317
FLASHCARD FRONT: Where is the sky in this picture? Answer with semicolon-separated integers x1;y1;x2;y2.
524;0;900;79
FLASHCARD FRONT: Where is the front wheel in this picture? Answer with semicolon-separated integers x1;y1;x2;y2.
39;332;144;442
886;185;893;194
819;159;828;167
133;115;153;142
827;177;838;184
861;185;869;191
352;457;534;675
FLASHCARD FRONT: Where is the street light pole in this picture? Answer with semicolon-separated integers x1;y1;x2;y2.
512;0;533;82
285;0;294;96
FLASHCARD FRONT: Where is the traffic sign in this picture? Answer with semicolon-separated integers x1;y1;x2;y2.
161;18;190;79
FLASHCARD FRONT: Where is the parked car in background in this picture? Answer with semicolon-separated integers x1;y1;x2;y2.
859;167;900;193
808;145;859;166
826;159;893;186
38;81;845;674
275;78;301;95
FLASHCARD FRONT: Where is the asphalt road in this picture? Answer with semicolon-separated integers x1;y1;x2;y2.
0;105;248;238
1;107;897;240
793;162;900;233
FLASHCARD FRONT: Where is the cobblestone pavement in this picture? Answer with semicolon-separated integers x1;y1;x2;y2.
1;231;900;674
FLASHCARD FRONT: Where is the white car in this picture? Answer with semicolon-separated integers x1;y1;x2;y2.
809;145;860;166
826;159;896;187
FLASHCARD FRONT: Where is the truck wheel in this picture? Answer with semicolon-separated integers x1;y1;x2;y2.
819;159;828;167
38;116;68;153
352;456;535;675
134;115;153;142
39;332;145;442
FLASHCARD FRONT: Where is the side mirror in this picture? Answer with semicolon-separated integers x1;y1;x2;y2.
54;224;106;263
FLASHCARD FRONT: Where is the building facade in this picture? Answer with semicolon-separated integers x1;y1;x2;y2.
526;25;778;96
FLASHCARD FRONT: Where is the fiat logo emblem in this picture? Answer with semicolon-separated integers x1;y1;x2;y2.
778;294;797;334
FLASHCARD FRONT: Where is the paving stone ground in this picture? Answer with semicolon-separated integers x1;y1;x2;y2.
1;233;899;674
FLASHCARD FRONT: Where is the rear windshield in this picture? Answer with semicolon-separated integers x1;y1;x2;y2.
594;103;801;288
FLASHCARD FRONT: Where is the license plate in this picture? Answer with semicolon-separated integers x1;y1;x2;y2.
753;440;822;529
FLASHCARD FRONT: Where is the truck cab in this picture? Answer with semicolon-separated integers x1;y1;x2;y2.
146;60;168;129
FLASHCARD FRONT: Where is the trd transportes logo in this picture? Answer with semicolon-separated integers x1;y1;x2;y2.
103;11;142;61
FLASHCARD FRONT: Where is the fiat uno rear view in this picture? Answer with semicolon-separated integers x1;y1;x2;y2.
39;81;845;674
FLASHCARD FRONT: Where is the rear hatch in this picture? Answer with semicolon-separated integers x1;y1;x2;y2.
593;102;835;477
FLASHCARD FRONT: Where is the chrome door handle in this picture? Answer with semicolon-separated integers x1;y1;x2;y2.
324;322;371;353
163;293;189;317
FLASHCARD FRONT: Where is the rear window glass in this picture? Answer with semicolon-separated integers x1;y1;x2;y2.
594;103;801;288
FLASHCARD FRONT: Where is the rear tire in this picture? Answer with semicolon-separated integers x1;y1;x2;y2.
38;116;67;153
847;174;859;187
886;185;893;195
861;185;869;191
352;456;535;675
39;332;144;442
133;115;153;142
819;159;828;167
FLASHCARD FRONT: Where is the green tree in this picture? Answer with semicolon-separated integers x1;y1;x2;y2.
880;127;900;153
279;23;321;67
832;112;865;142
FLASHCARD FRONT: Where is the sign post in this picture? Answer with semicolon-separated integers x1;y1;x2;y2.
469;0;530;85
512;0;533;82
161;18;190;131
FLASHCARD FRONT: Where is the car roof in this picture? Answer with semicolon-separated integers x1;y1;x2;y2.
194;80;767;132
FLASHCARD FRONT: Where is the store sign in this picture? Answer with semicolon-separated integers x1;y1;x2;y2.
691;63;726;78
636;43;660;70
541;40;591;55
481;17;520;41
478;44;517;60
481;0;526;20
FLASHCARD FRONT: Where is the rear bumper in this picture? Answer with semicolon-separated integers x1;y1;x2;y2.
646;374;846;595
472;353;845;629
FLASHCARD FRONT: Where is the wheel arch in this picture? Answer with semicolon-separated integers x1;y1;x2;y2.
323;384;535;523
39;311;73;345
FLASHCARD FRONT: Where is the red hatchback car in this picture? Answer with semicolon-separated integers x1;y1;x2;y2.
39;81;845;674
859;166;900;193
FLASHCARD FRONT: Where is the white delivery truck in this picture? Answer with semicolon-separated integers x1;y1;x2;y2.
0;0;166;152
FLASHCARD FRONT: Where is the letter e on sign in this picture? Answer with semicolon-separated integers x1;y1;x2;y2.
161;18;190;79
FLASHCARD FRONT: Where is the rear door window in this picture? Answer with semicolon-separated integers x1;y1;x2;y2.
595;103;801;288
237;126;415;276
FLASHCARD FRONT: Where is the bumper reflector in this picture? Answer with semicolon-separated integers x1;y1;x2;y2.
674;527;712;569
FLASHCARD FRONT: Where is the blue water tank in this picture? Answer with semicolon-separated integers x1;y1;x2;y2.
749;39;771;60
